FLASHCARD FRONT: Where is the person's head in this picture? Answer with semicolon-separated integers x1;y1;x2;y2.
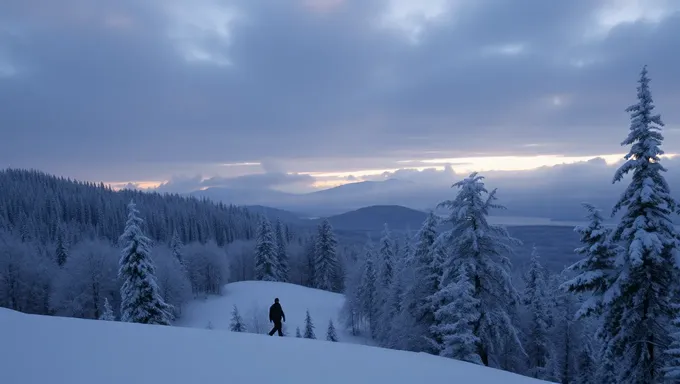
274;298;279;303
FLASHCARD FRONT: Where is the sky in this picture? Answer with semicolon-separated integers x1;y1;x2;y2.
1;0;679;195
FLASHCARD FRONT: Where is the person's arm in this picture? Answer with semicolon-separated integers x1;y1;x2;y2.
269;306;273;322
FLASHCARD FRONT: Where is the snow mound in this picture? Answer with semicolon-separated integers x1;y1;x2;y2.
0;307;550;384
175;280;369;344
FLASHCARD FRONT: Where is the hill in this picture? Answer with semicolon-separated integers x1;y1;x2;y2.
318;205;428;231
175;280;370;345
1;307;549;384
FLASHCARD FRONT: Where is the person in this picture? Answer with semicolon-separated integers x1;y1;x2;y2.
268;298;285;336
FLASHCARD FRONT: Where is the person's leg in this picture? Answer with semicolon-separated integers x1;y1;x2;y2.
277;322;283;336
269;323;277;336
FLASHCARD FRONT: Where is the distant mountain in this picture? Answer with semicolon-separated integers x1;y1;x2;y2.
190;179;421;217
243;205;309;224
317;205;429;232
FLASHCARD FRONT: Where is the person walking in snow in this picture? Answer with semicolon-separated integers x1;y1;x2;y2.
268;298;286;336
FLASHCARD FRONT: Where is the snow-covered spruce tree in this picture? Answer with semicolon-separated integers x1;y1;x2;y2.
666;317;680;381
327;319;338;342
562;203;619;319
435;172;524;367
401;211;441;353
254;217;279;281
275;218;289;282
314;219;338;291
170;229;184;266
575;337;596;384
549;272;580;384
522;245;551;379
423;232;452;354
376;223;395;343
602;65;680;383
383;247;409;349
358;245;379;339
430;263;482;364
55;225;68;267
304;309;316;339
118;200;173;325
99;298;115;321
230;305;247;332
296;326;302;338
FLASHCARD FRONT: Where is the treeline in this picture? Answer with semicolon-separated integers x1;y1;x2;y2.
339;66;680;384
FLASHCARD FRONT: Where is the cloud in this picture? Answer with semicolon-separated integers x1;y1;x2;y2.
155;171;315;194
1;0;679;183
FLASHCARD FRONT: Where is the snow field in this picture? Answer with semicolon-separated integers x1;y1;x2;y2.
0;307;550;384
175;280;371;345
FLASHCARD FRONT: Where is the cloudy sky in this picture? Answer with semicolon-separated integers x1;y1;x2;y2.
1;0;679;194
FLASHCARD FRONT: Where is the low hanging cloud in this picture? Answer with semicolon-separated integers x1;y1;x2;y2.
154;171;315;194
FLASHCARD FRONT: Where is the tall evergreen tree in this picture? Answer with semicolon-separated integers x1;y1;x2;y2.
575;338;596;384
436;172;524;367
314;219;338;291
430;264;482;364
170;229;184;265
274;218;289;282
304;309;316;339
118;200;173;325
402;212;441;353
327;319;338;342
55;225;68;267
563;203;619;319
230;305;246;332
602;65;680;383
99;297;115;321
358;246;379;339
522;245;551;379
254;217;279;281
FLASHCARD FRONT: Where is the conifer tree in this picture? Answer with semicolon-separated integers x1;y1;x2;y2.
664;313;680;381
254;217;279;281
575;339;596;384
435;172;524;367
170;229;184;265
314;219;338;291
304;309;316;339
327;319;338;342
55;226;68;267
601;66;680;383
296;326;302;338
230;305;246;332
402;212;441;353
430;264;482;364
563;203;619;319
274;218;289;282
522;245;551;379
358;246;379;339
99;297;115;321
118;200;173;325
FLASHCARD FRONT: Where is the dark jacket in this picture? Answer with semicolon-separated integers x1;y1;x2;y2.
269;302;285;323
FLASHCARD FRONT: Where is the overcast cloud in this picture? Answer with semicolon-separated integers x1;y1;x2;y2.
1;0;679;185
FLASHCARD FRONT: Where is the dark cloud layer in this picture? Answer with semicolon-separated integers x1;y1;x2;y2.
1;0;679;181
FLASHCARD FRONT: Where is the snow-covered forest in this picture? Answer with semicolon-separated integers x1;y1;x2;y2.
1;66;679;383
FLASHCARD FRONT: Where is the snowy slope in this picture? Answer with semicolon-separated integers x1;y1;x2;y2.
0;307;550;384
175;281;370;345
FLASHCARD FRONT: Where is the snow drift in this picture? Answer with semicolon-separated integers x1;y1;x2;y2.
0;307;550;384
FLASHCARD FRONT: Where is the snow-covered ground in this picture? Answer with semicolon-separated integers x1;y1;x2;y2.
1;307;550;384
175;280;370;345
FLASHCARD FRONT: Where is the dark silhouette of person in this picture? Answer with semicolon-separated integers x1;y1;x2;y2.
268;298;285;336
